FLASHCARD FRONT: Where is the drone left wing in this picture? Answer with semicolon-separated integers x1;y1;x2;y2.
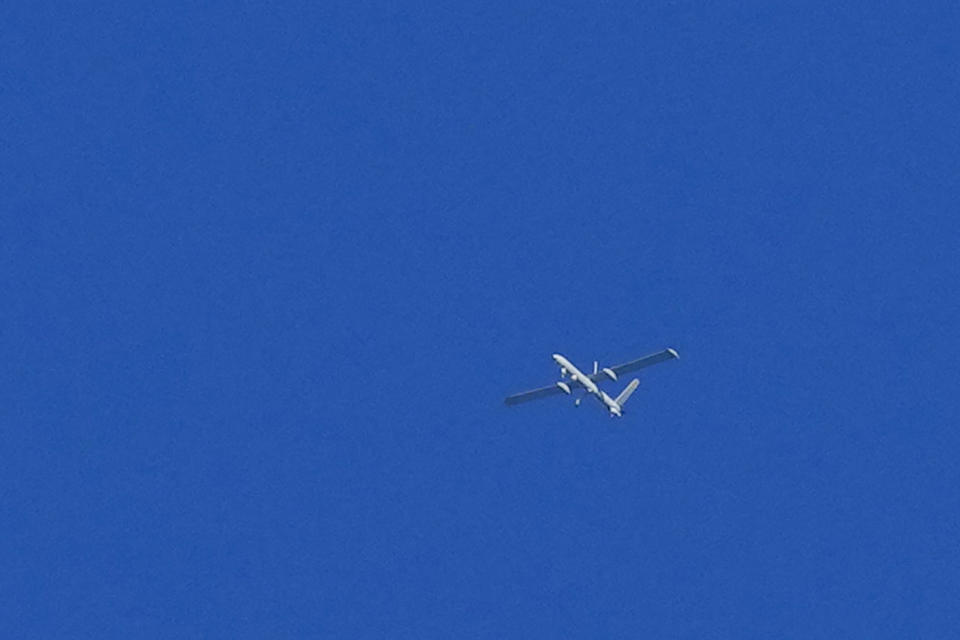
504;381;583;406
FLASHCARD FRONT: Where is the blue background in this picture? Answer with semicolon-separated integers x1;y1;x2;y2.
3;2;959;637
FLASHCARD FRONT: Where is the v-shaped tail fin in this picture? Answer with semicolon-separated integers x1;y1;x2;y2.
614;379;640;407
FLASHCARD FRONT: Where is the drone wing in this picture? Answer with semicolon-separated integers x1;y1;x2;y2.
504;380;585;406
589;348;679;382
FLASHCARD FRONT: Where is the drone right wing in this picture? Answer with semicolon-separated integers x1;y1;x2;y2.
590;348;679;381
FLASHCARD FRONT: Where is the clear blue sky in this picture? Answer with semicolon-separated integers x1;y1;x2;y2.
3;2;959;637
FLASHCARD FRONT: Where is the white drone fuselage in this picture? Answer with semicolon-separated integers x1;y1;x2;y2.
552;353;623;416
